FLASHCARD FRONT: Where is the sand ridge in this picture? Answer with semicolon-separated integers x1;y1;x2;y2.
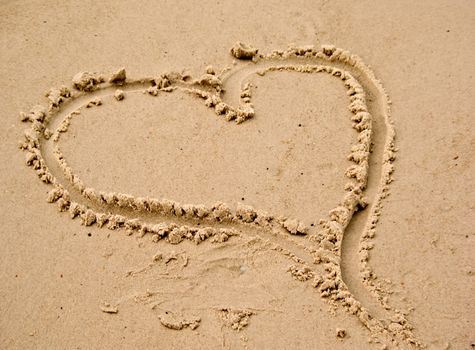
18;43;420;348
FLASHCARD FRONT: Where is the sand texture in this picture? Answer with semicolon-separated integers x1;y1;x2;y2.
1;1;474;349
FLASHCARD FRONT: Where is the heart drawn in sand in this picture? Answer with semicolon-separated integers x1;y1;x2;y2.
18;42;421;347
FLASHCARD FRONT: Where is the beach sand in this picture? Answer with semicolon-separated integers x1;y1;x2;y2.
0;1;473;349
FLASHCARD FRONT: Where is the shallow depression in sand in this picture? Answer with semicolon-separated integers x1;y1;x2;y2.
60;72;354;225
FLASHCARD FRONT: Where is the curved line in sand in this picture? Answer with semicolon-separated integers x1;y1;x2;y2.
18;43;421;348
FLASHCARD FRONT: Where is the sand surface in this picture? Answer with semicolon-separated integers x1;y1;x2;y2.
0;1;474;349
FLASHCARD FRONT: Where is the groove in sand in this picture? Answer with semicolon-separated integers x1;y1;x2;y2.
18;42;421;348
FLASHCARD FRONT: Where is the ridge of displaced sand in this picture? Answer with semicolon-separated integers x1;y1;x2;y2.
18;43;420;348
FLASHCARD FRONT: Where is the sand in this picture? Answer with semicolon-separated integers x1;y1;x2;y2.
0;1;474;349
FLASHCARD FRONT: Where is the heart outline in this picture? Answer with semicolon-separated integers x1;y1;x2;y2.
19;43;421;348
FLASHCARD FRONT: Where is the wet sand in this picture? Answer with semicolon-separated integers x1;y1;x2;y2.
0;1;473;349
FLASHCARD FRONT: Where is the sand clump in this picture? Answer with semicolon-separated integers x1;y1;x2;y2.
100;302;119;314
336;328;347;338
19;105;47;123
86;97;102;108
109;67;127;85
230;42;259;60
288;264;314;281
17;43;420;347
45;86;71;109
281;218;309;235
218;308;254;331
158;312;201;330
72;72;105;91
114;89;125;101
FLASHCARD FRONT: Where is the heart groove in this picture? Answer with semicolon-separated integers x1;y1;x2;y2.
19;43;420;347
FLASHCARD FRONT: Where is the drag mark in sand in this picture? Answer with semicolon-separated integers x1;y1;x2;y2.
18;43;421;348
